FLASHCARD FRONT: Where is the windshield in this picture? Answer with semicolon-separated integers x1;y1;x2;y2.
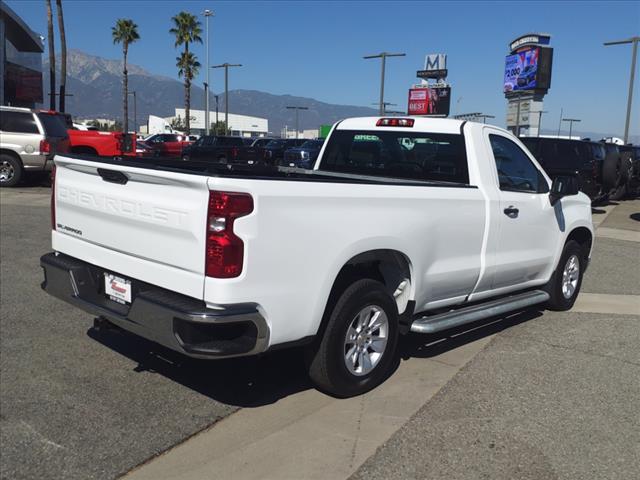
266;140;286;148
37;113;69;137
302;140;323;148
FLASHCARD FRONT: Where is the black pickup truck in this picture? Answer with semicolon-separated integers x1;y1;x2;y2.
181;136;259;164
520;137;614;203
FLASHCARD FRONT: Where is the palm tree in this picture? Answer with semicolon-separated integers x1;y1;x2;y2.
170;12;202;135
45;0;55;110
176;51;201;134
112;19;139;134
55;0;67;112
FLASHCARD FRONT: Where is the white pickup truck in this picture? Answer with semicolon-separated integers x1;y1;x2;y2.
41;117;593;397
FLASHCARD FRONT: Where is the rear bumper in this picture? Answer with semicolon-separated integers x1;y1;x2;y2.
40;252;269;359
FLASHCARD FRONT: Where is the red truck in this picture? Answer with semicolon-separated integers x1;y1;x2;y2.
42;112;136;158
138;133;194;158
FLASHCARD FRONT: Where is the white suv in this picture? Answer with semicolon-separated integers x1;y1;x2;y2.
0;106;69;187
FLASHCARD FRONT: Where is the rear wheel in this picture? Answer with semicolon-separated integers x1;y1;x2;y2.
306;279;399;397
0;154;23;188
545;240;585;311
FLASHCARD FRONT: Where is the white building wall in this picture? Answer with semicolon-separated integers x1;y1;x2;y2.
173;108;268;136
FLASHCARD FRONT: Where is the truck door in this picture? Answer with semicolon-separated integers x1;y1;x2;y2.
485;131;560;290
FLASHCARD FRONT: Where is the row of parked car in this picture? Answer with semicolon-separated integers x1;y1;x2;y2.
1;104;638;204
520;136;640;203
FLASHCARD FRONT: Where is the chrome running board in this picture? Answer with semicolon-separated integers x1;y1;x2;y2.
410;290;550;334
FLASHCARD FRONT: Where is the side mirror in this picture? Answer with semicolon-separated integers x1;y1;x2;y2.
550;175;580;205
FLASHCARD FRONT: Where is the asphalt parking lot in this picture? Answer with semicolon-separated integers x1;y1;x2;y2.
1;185;639;480
0;186;313;480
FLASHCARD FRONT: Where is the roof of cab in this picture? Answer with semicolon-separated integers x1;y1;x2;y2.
335;116;466;135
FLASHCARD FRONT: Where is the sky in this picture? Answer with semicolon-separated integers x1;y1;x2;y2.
7;0;640;137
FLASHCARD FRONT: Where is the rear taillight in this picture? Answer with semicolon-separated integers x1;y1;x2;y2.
50;165;56;230
376;118;415;127
205;191;254;278
231;147;239;158
40;139;51;154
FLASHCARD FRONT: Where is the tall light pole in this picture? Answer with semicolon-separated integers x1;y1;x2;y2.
562;118;581;139
203;9;214;135
535;110;548;137
604;37;639;143
371;102;397;115
214;94;219;130
363;52;405;116
128;91;136;134
286;106;308;139
478;114;495;124
212;63;242;135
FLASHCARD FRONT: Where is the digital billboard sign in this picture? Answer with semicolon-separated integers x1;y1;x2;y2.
503;47;553;94
407;86;451;116
503;48;539;92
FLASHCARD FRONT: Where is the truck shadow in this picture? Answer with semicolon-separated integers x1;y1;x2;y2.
87;308;543;407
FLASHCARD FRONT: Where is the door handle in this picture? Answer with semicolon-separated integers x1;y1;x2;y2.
503;206;519;218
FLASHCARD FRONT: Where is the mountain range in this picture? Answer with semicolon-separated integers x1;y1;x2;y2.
42;50;378;134
41;50;635;142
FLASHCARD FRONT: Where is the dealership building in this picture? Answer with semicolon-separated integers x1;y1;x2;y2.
169;108;268;137
0;2;43;108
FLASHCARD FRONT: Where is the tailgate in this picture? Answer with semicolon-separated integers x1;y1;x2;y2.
52;155;210;297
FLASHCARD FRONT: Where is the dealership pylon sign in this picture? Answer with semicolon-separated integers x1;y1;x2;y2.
409;53;451;117
504;33;553;136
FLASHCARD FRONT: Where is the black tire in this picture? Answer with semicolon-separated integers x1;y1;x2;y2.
0;153;23;188
544;240;585;311
306;279;399;398
602;152;621;189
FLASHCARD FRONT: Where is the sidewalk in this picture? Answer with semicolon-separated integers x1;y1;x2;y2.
125;201;640;480
352;200;640;480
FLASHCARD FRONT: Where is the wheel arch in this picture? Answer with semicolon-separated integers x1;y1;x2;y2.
313;249;413;343
0;149;23;164
566;226;593;261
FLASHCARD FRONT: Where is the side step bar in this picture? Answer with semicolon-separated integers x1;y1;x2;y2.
410;290;550;334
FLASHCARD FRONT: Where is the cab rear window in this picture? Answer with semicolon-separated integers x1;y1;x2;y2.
37;113;69;137
320;130;469;184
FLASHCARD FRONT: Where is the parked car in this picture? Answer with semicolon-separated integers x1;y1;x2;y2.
48;111;136;158
600;141;632;201
0;106;70;187
520;137;611;203
42;116;593;397
181;135;259;164
281;139;325;168
617;144;639;198
262;138;307;165
139;133;193;158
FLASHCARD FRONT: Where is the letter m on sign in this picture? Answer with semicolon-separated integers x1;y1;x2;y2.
425;54;447;71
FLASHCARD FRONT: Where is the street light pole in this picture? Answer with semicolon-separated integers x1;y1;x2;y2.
128;91;136;133
286;106;309;139
478;114;495;124
536;110;548;137
604;37;639;143
363;52;405;116
214;94;219;130
212;63;242;135
371;102;397;115
203;9;214;135
562;118;581;139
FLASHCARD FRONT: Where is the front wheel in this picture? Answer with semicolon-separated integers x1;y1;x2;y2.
544;240;585;311
306;279;399;398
